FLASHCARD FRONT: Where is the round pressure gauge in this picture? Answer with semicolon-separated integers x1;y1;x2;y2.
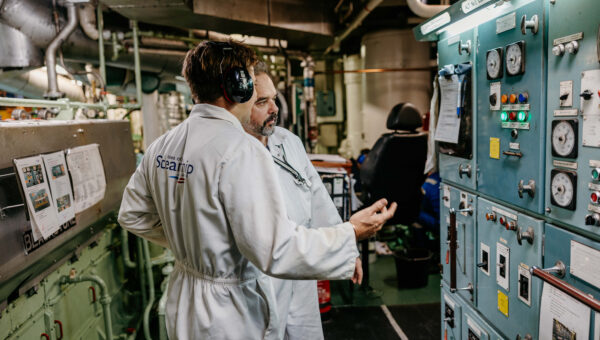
551;120;578;158
550;170;577;210
486;48;502;79
505;42;525;76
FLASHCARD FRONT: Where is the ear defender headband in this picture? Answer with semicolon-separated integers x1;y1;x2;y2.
205;41;254;104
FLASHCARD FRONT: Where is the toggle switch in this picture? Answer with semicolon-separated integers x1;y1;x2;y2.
559;93;569;101
490;93;497;106
581;90;593;100
585;213;600;226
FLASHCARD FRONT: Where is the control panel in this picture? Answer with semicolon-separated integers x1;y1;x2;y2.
476;198;543;340
462;303;504;340
544;0;600;234
437;29;477;190
442;283;464;340
440;184;477;303
476;0;547;214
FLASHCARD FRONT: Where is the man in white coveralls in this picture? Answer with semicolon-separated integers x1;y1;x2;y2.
243;61;359;339
118;40;396;339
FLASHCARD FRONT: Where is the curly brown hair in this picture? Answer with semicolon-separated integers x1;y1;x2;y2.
182;40;258;104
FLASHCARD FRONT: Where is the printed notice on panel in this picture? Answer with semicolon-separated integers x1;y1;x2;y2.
42;151;75;225
570;240;600;289
435;75;461;144
539;283;590;340
14;155;60;240
594;312;599;340
66;144;106;213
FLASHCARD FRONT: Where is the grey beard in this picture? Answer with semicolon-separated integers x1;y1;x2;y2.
247;114;277;137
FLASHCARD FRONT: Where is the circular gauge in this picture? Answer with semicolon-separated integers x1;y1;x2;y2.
486;49;502;79
551;120;578;158
551;170;576;210
552;121;575;157
506;42;524;76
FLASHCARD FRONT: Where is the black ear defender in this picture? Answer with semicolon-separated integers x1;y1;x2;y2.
206;41;254;103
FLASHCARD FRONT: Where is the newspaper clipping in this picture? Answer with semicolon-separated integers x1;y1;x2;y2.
14;155;61;240
42;151;75;225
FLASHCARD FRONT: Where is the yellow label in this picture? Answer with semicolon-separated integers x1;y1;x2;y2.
490;137;500;159
498;290;509;317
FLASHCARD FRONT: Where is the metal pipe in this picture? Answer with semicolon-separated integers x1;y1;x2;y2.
0;95;140;111
158;279;170;340
406;0;449;19
121;228;137;269
44;1;78;99
324;0;383;55
77;3;109;40
0;68;85;101
132;20;143;105
137;237;148;310
142;240;156;340
60;274;113;340
97;4;106;85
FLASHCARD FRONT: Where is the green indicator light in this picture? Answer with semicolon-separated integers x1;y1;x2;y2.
593;168;599;180
500;111;508;122
517;111;527;122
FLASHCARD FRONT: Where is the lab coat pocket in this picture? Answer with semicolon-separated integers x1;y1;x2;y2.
254;276;279;338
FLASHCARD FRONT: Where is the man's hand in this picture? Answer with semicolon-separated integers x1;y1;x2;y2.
350;198;397;241
351;257;363;284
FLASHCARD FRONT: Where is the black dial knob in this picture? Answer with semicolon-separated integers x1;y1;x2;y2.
580;90;593;100
490;93;497;106
585;214;600;226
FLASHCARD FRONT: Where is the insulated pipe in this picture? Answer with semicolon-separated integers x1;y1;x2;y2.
132;20;143;105
324;0;383;55
142;240;156;340
45;1;78;99
0;68;85;101
121;228;137;269
406;0;449;19
60;274;113;340
77;3;109;41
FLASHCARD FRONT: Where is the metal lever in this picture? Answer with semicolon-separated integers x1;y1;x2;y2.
518;179;536;198
503;150;523;158
458;40;471;55
517;226;535;245
0;203;25;219
458;164;472;178
520;14;539;35
451;283;474;295
449;209;457;291
536;261;566;278
451;207;473;215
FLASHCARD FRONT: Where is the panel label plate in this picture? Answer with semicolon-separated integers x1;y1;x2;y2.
570;240;600;289
502;122;530;130
509;142;520;150
502;104;530;111
496;12;516;34
421;12;451;35
554;32;584;46
590;160;600;168
589;204;600;214
466;316;483;337
553;160;578;170
554;109;578;117
498;290;509;317
490;137;500;159
447;35;460;46
444;293;456;308
589;183;600;191
462;0;492;14
583;115;600;147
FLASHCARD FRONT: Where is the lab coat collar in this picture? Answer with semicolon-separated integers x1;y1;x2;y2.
190;103;244;132
267;127;288;158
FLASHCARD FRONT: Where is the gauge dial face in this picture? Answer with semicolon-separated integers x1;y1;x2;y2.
552;121;576;157
486;48;502;79
505;42;524;76
551;171;575;208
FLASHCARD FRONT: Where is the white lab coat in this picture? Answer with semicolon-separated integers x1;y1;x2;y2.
268;127;344;340
118;104;359;340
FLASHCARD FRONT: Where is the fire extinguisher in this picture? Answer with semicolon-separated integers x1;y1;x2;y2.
317;280;331;321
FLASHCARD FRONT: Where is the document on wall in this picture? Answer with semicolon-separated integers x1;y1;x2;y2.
66;144;106;213
434;74;461;144
14;155;61;240
538;282;590;340
42;151;75;225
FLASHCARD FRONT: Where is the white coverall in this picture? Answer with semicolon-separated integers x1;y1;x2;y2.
268;127;343;340
118;104;359;339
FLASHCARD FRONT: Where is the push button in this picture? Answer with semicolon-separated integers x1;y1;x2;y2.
509;94;517;104
501;94;508;104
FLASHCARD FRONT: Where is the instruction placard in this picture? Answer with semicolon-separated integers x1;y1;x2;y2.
42;151;75;225
66;144;106;213
539;283;590;340
435;75;461;144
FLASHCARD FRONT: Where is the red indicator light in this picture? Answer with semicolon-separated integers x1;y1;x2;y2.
509;112;517;121
592;192;599;203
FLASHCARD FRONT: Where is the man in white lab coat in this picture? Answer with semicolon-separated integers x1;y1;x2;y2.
243;62;358;340
118;40;396;340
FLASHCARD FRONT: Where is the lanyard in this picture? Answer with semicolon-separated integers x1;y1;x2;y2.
271;145;312;189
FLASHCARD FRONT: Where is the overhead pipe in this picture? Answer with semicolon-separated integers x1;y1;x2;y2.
324;0;384;55
77;3;109;41
44;1;78;99
406;0;449;19
0;68;85;101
